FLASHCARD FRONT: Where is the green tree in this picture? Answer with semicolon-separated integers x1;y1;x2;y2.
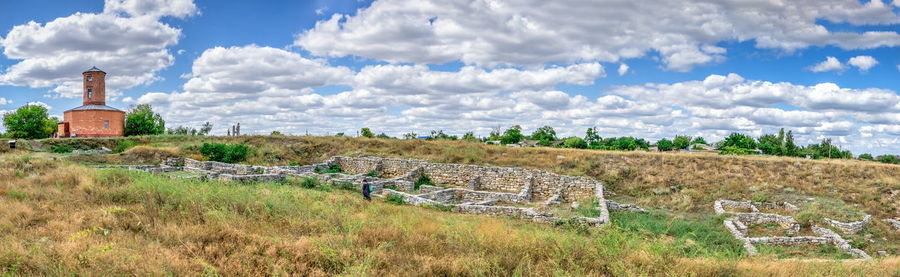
2;105;57;139
719;133;757;150
500;125;525;145
656;139;674;151
199;122;213;135
563;137;587;149
673;135;692;150
403;132;418;139
462;132;478;142
691;136;707;145
877;155;899;164
784;130;799;156
757;134;783;156
584;127;601;145
360;128;375;138
530;126;557;146
376;133;391;139
124;104;165;136
858;153;874;160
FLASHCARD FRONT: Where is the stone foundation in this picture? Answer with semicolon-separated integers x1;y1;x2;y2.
126;156;610;227
714;199;870;259
825;215;872;235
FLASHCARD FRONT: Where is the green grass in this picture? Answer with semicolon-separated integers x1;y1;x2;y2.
756;244;854;260
609;210;745;258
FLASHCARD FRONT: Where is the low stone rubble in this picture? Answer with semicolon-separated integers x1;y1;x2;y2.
825;215;872;235
714;199;870;259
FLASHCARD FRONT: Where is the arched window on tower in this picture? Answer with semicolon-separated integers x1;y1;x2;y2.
88;88;93;99
87;75;93;82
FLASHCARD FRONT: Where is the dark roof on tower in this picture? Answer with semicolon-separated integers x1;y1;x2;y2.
64;105;124;113
83;66;105;74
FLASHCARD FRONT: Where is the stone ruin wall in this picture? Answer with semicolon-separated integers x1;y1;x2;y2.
333;156;598;201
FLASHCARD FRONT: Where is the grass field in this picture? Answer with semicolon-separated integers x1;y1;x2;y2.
1;152;899;276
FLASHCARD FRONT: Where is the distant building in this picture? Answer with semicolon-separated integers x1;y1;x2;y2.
57;67;126;137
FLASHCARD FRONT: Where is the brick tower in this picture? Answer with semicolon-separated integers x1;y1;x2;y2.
82;66;107;105
57;67;126;138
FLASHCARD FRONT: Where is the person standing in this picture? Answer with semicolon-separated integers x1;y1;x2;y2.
362;180;372;201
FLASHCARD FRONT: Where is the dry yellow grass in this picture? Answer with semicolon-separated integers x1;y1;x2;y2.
1;152;899;276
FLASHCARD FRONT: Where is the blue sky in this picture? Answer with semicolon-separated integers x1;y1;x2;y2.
1;0;899;154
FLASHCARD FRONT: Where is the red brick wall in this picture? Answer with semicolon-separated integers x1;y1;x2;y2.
82;72;107;106
63;110;125;137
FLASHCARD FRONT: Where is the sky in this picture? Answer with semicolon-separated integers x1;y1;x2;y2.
0;0;899;155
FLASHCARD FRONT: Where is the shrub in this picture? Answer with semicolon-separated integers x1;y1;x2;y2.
288;161;300;166
858;153;874;161
656;139;674;151
115;140;138;153
299;177;319;189
386;194;406;205
563;137;587;149
877;155;899;164
51;145;74;154
335;181;357;191
199;143;250;163
751;192;770;203
719;146;756;155
315;163;342;174
414;174;434;190
366;170;378;177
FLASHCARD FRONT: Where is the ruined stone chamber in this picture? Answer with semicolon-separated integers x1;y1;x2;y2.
129;156;614;226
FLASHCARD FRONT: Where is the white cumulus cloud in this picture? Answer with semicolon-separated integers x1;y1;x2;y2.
617;63;629;76
297;0;900;71
0;0;194;98
847;55;879;72
809;56;846;72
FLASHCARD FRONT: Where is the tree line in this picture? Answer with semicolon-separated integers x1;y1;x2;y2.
2;103;896;164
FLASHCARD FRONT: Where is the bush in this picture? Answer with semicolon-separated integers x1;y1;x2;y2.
366;170;379;177
877;155;899;164
335;181;357;191
288;161;300;166
315;163;342;174
386;194;406;205
115;140;138;153
414;174;434;190
656;139;674;151
719;146;756;155
51;145;74;154
299;177;319;189
858;153;874;161
199;143;250;163
563;137;587;149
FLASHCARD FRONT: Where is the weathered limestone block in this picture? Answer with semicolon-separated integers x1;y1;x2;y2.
453;204;558;223
605;200;647;213
825;215;872;234
713;200;759;214
733;212;801;235
382;189;442;206
754;201;800;212
745;236;831;246
812;225;871;259
218;173;285;183
884;218;900;231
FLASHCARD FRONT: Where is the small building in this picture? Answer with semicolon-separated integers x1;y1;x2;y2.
57;67;126;137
